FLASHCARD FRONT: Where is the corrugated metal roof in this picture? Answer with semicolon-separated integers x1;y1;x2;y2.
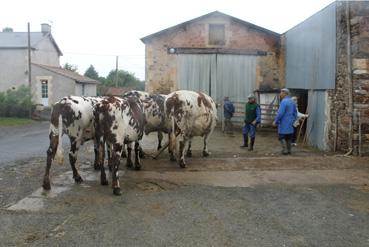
0;32;62;55
33;63;99;84
141;11;280;44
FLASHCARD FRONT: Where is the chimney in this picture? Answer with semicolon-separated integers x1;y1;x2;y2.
41;23;51;34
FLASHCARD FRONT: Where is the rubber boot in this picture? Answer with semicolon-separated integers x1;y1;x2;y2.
240;134;248;148
280;139;288;155
248;137;255;151
286;139;292;154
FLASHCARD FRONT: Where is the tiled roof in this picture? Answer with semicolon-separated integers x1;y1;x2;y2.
33;63;99;84
0;32;62;55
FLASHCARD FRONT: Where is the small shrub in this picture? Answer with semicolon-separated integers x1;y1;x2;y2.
0;85;33;118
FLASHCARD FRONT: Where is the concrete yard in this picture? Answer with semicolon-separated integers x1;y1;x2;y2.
1;122;369;246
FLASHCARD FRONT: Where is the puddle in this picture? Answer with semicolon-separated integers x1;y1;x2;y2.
7;197;44;212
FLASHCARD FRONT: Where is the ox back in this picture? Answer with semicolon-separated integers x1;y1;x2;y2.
94;96;145;195
43;96;103;191
165;90;217;168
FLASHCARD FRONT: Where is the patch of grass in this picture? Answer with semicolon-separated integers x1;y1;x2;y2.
0;117;33;126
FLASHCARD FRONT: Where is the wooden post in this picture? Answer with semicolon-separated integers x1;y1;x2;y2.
115;56;119;87
27;22;32;118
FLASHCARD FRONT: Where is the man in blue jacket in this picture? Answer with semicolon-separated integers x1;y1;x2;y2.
241;94;261;151
273;88;297;155
223;96;235;134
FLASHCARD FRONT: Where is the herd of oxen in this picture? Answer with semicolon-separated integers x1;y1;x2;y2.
42;90;218;195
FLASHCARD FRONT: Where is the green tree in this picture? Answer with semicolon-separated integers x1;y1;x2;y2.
2;27;13;32
63;63;78;72
104;69;144;90
84;65;99;80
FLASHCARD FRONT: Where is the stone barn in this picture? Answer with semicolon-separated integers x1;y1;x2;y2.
284;1;369;155
141;11;283;123
141;1;369;155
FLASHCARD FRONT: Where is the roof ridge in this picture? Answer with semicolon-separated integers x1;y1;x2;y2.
141;11;280;43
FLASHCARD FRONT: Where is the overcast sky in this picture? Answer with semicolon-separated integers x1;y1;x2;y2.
1;0;335;80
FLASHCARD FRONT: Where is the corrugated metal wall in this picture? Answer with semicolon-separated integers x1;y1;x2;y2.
286;2;336;90
215;55;256;103
306;90;329;150
176;54;215;94
176;54;257;121
177;54;256;101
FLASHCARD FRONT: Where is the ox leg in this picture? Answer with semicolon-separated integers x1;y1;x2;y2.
121;144;127;159
93;141;100;170
69;138;83;183
97;141;108;186
43;134;58;190
138;145;145;159
107;143;113;172
111;143;123;196
126;143;133;168
168;133;177;162
203;133;211;157
134;142;142;170
186;138;193;157
157;131;163;150
179;136;189;168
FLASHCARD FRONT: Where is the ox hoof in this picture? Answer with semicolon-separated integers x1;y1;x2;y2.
126;160;133;168
113;188;122;196
121;152;127;159
101;178;109;186
74;176;84;184
202;151;210;157
186;150;192;157
179;160;186;168
157;145;162;151
170;154;177;162
42;180;51;190
94;163;101;171
134;164;142;171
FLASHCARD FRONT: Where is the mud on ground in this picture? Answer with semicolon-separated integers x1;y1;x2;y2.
1;129;369;246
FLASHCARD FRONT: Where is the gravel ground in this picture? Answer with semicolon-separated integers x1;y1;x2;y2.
1;123;369;246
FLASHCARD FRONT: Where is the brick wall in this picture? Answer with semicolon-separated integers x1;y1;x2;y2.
143;15;282;93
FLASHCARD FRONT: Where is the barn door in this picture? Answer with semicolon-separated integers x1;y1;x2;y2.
176;54;257;123
176;54;216;95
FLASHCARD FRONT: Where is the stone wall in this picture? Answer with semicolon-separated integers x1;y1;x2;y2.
143;14;282;93
328;1;369;154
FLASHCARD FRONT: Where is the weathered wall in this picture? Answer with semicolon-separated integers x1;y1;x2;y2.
31;65;76;105
32;37;60;66
144;15;281;93
0;49;28;91
328;1;369;154
75;83;97;97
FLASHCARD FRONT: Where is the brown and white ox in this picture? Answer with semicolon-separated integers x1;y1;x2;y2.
123;90;168;150
165;90;217;168
94;96;145;195
42;96;103;190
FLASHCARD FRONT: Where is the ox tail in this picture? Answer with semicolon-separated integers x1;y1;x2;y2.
169;110;176;154
55;115;64;165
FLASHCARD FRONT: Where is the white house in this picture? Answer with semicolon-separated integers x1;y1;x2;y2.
0;23;98;107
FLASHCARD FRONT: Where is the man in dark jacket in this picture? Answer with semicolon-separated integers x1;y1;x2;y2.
223;96;235;134
241;94;261;151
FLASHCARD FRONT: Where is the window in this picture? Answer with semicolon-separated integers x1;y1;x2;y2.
41;80;48;98
209;24;225;45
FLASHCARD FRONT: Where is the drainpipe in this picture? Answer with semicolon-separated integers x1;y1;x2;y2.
346;1;353;153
